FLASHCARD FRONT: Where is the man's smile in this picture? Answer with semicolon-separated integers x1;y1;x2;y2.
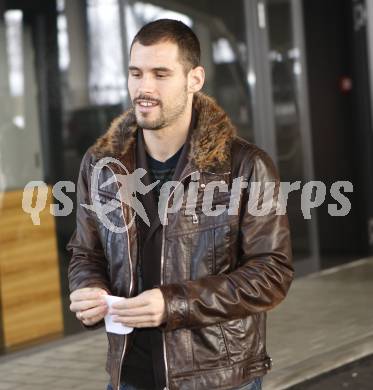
135;99;160;113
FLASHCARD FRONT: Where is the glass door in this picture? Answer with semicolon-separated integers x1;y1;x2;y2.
243;0;319;275
265;0;319;274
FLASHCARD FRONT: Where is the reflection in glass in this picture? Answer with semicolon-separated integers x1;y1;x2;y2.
87;0;126;104
5;11;24;117
0;10;43;191
213;38;236;64
267;0;311;259
57;0;70;71
124;1;193;51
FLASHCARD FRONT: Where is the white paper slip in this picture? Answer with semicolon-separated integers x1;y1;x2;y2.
103;295;134;335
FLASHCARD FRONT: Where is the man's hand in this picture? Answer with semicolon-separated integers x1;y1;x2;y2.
110;288;166;328
69;287;108;326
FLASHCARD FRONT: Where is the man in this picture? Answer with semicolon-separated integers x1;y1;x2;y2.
68;19;293;390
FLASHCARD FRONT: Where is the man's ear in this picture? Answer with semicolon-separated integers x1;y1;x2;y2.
188;66;205;93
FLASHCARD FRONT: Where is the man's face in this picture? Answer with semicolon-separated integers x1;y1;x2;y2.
128;40;190;130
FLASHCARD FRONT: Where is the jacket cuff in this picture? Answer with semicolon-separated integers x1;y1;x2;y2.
69;281;111;295
158;283;189;331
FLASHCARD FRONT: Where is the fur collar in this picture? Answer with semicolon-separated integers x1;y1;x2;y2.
91;92;236;171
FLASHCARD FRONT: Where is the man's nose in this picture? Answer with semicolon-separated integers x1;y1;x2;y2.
137;74;156;94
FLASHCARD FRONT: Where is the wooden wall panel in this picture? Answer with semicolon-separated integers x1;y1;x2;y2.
0;187;63;348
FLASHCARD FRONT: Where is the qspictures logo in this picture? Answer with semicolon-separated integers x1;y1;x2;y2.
21;157;353;232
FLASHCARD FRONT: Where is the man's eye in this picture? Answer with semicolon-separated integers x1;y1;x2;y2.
131;73;141;77
156;74;167;78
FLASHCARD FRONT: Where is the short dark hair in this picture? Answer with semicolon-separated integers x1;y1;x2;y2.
130;19;201;73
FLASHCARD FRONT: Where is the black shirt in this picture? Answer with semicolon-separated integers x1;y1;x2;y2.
147;147;183;200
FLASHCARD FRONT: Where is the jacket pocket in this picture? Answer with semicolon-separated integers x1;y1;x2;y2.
188;222;231;281
212;223;231;274
189;229;214;280
190;323;230;370
220;315;262;364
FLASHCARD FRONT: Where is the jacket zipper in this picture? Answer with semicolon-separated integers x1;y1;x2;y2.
106;165;135;390
160;170;198;390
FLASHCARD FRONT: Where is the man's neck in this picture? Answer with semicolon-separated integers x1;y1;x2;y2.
143;107;192;162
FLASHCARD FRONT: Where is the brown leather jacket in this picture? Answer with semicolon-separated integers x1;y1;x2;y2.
67;92;294;390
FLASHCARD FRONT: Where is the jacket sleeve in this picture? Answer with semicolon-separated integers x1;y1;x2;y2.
159;148;294;331
66;150;111;329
